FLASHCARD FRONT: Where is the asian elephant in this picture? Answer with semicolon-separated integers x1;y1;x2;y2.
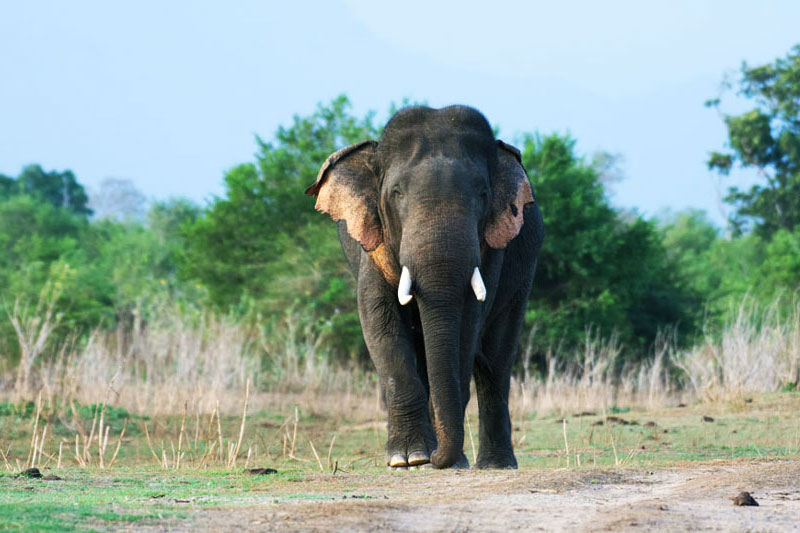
305;105;544;469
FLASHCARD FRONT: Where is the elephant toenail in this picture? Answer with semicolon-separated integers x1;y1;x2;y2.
389;454;409;467
407;451;430;466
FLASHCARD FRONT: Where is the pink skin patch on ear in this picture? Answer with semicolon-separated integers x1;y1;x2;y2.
309;141;382;252
485;179;533;249
315;187;382;252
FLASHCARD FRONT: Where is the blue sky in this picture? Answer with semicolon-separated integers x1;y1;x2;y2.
2;1;799;224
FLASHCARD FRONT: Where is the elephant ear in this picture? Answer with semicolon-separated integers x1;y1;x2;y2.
485;140;535;249
305;141;382;251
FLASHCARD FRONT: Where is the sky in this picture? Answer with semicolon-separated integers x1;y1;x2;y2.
2;1;799;224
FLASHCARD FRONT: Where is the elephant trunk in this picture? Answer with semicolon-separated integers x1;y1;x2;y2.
416;291;466;469
400;207;480;468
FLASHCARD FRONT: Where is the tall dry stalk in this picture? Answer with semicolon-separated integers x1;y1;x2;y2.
8;281;62;398
227;379;250;468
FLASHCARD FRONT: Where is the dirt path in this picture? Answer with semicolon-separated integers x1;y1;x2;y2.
186;460;799;532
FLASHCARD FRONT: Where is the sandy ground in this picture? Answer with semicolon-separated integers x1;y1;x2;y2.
173;460;800;532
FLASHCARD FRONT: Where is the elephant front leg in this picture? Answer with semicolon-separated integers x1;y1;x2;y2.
358;265;437;469
381;370;437;468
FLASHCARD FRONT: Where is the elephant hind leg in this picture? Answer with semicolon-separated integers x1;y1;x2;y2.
473;294;529;469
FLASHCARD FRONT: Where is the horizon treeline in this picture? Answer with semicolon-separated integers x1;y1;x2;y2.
1;45;799;371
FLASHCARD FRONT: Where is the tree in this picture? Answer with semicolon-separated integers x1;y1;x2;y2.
0;174;14;197
0;195;87;298
0;174;199;361
89;178;147;221
755;229;800;300
0;194;106;354
181;96;380;360
657;209;752;326
523;134;692;362
659;209;719;303
148;198;203;301
708;44;800;237
2;165;93;216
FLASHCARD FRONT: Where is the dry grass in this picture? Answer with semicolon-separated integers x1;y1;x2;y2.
2;304;378;419
677;298;800;402
2;302;798;476
2;294;799;421
510;329;679;417
34;311;259;415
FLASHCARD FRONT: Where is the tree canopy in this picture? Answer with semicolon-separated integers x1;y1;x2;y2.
3;43;800;373
522;135;692;361
0;167;200;359
1;164;92;216
708;44;800;237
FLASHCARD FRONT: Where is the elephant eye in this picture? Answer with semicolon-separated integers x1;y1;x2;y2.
391;187;403;200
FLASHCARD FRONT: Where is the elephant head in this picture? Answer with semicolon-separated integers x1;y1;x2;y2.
305;106;533;468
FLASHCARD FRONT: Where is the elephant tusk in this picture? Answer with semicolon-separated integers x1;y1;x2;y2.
398;266;413;305
471;267;486;302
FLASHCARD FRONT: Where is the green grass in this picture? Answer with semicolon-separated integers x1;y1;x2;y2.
513;393;800;468
1;392;798;530
0;467;374;530
0;470;183;531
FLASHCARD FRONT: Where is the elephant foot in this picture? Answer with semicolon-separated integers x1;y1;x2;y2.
386;424;437;469
389;451;469;470
474;452;517;470
426;451;470;469
388;450;430;468
450;453;470;470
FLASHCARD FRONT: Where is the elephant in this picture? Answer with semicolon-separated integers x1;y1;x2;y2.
305;105;544;469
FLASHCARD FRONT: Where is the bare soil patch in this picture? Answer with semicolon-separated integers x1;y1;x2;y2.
182;460;800;532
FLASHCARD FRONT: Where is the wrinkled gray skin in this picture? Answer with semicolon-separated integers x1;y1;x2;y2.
306;106;544;469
